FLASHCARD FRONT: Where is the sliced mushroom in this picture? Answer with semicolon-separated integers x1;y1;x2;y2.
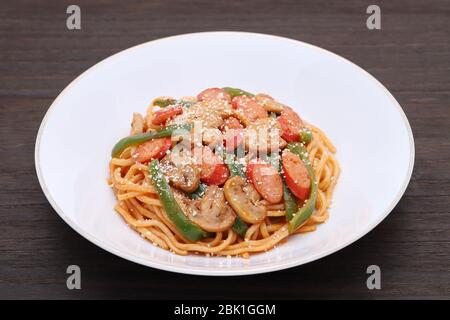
160;155;200;193
202;128;223;147
179;96;197;103
174;186;236;232
224;176;267;224
255;93;286;113
244;118;287;153
130;112;145;135
200;99;234;118
184;103;224;129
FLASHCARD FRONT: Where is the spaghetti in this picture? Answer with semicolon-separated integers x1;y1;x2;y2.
108;88;339;257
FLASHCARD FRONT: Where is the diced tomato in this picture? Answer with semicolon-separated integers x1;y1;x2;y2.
223;129;244;152
197;88;231;102
281;150;311;201
277;106;304;142
151;105;183;125
246;160;283;204
232;96;268;122
221;117;243;130
195;147;230;186
133;138;172;163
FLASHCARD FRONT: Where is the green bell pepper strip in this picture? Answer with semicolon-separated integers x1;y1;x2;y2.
233;144;246;159
286;142;310;163
222;87;254;99
266;152;281;171
177;100;196;108
149;160;208;241
153;98;195;108
231;217;248;238
225;153;246;178
283;182;298;221
224;153;248;237
111;123;193;158
267;152;298;221
299;127;313;144
285;142;318;233
188;183;207;200
153;98;177;107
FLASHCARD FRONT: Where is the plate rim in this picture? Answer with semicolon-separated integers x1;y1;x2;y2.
34;31;415;276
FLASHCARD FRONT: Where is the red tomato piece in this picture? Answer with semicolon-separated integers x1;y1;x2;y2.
232;96;268;122
246;161;283;204
132;138;172;163
197;88;231;102
151;105;183;125
277;106;304;142
281;150;311;201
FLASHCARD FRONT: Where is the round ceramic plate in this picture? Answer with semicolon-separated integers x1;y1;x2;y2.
35;32;414;276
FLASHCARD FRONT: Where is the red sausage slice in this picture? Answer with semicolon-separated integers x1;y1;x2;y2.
232;96;268;123
223;129;244;152
152;105;183;125
197;88;231;102
277;106;304;142
281;150;311;201
195;147;230;186
246;160;283;204
132;138;172;163
221;116;244;130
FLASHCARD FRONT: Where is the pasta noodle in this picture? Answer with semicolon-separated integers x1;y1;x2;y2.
108;89;340;257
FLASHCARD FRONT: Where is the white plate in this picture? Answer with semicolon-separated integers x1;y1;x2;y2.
35;32;414;276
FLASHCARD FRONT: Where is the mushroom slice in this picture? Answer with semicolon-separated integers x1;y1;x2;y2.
255;93;286;113
244;118;287;153
186;103;224;129
166;102;224;129
202;128;223;147
200;99;234;118
181;186;236;232
224;176;267;224
130;112;145;135
160;156;200;193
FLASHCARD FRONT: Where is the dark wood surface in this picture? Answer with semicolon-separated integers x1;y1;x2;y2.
0;0;449;299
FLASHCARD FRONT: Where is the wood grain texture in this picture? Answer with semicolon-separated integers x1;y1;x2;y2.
0;0;449;299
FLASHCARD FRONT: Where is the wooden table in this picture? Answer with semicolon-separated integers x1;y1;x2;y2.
1;0;449;299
